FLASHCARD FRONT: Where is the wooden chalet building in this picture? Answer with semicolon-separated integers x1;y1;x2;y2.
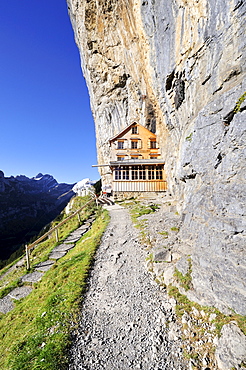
104;122;167;198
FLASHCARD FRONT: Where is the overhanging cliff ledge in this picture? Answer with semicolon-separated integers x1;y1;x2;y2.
67;0;246;316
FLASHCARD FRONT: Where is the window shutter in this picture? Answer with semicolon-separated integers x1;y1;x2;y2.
138;140;142;149
147;140;151;149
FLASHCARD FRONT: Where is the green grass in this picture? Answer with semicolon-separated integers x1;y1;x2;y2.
121;200;158;216
0;196;96;296
170;226;179;232
158;231;168;238
145;253;153;262
0;197;110;370
121;201;159;245
234;92;246;113
0;278;22;299
168;285;246;367
185;132;193;142
168;285;246;336
174;258;192;291
128;203;159;223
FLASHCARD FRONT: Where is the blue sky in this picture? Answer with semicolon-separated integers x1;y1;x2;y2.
0;0;99;184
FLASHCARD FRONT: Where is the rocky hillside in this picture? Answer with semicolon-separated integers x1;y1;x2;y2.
66;0;245;318
0;171;74;261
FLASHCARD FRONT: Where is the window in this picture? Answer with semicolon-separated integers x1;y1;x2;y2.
131;166;138;180
117;156;125;161
115;170;121;180
114;165;164;182
114;166;129;180
131;140;138;149
150;140;157;149
148;165;155;180
117;141;124;149
132;125;138;134
150;154;159;159
139;166;146;180
156;165;163;180
122;168;129;180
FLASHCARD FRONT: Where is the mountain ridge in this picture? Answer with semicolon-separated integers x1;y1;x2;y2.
0;171;75;262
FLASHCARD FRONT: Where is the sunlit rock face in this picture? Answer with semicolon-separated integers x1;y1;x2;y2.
67;0;246;315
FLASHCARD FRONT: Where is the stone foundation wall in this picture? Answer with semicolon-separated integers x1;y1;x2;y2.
113;191;166;201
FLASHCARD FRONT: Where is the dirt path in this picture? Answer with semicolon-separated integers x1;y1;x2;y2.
69;204;187;370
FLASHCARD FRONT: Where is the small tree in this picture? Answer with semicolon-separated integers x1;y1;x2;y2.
93;179;102;195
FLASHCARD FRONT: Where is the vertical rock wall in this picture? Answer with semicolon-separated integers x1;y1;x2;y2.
67;0;246;315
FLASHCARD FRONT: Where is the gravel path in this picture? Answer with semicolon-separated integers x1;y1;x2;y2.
69;204;188;370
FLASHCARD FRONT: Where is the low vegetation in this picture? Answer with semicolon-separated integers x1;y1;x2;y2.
121;199;246;368
158;231;168;238
234;91;246;113
174;258;193;291
185;132;193;142
168;285;246;368
124;200;159;223
170;226;180;232
0;196;110;370
120;200;159;246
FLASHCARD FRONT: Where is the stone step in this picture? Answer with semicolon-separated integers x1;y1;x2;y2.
21;271;43;283
98;198;114;206
52;244;74;252
64;237;81;244
49;251;67;260
35;260;55;272
8;286;33;300
0;295;14;314
68;232;84;238
0;214;97;314
87;216;96;222
77;225;89;231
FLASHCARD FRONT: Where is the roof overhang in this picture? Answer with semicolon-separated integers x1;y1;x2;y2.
109;122;156;142
110;159;165;166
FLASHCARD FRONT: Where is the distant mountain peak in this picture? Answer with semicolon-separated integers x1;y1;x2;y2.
0;171;75;261
34;173;44;179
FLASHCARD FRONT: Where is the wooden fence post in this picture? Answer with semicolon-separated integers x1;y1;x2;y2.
55;228;59;242
77;213;81;223
26;245;30;270
24;197;96;254
96;197;99;208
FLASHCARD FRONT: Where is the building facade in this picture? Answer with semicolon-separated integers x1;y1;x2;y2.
107;122;167;198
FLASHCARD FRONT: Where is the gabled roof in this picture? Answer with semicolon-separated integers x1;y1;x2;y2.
109;122;156;142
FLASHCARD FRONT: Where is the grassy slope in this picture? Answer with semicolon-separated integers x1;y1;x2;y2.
0;196;110;370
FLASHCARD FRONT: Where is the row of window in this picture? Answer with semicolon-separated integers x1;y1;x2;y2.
114;165;164;181
117;139;157;149
117;154;160;161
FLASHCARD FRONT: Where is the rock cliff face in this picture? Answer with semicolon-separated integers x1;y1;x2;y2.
67;0;245;316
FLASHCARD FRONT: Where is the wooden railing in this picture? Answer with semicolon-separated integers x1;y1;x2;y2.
25;196;98;269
